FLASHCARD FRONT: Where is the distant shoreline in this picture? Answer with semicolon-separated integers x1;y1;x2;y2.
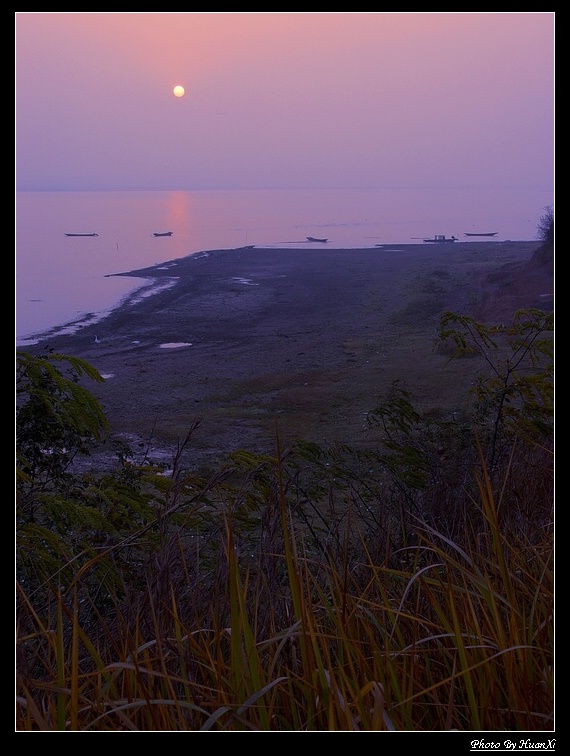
17;185;549;342
19;240;542;350
22;240;523;347
20;240;548;470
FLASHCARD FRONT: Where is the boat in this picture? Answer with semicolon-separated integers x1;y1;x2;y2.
306;236;328;243
464;232;498;237
153;231;173;237
65;232;98;237
423;235;457;243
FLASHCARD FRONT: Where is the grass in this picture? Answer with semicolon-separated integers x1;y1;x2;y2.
16;438;553;731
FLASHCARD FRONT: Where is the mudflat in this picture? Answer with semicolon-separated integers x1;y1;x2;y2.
23;241;552;470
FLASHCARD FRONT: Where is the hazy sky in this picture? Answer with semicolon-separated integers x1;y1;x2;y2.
15;12;554;192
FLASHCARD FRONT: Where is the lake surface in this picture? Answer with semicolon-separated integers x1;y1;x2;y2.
16;186;552;344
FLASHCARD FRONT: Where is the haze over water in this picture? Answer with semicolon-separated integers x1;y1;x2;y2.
16;14;554;344
16;187;551;344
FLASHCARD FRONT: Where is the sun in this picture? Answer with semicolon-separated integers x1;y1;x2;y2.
173;85;185;98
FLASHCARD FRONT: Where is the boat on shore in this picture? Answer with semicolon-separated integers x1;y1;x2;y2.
64;232;99;237
306;236;328;243
153;231;173;237
423;235;457;243
464;232;498;237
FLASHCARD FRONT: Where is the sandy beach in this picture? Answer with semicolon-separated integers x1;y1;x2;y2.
22;241;552;470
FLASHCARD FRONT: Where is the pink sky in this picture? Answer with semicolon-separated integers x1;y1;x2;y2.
15;12;554;192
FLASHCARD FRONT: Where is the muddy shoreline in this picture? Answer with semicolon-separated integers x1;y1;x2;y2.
21;241;550;470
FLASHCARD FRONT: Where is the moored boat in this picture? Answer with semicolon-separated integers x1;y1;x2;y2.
423;235;457;243
306;236;328;243
464;232;498;237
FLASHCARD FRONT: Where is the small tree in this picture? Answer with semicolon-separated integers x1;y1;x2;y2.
436;308;553;471
537;205;554;246
16;351;158;606
16;351;109;498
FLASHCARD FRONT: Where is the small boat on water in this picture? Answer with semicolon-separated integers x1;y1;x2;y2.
464;232;498;237
153;231;173;237
65;232;99;237
423;235;457;243
306;236;328;243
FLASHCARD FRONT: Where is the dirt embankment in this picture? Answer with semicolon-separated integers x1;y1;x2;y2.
473;243;553;322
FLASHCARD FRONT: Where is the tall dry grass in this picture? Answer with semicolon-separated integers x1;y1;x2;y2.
16;441;553;731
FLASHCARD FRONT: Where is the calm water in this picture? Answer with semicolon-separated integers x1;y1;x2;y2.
16;187;552;344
